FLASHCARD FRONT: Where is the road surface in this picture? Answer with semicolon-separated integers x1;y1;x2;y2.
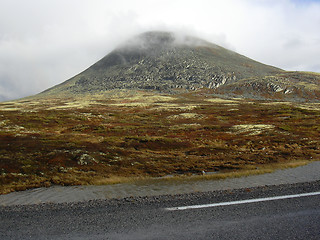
1;181;319;239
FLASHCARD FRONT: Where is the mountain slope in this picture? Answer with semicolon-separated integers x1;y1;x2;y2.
39;31;283;96
215;71;320;101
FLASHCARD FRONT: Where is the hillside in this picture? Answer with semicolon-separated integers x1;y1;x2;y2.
39;31;288;98
1;94;320;194
215;71;320;101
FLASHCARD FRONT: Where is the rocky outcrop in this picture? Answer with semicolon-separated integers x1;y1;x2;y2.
215;72;320;101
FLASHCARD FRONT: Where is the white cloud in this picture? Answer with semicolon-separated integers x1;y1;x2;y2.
0;0;319;101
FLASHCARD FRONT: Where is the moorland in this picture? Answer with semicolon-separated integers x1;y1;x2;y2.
1;90;319;194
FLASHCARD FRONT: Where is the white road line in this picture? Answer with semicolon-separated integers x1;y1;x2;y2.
165;191;320;211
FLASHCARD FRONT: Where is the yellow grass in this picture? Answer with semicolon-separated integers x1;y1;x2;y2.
260;102;292;106
231;124;275;135
0;159;314;195
135;159;311;184
206;98;238;103
150;104;200;111
168;113;203;119
295;103;320;111
84;159;312;186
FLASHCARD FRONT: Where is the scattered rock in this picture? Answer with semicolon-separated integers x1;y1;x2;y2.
77;154;98;165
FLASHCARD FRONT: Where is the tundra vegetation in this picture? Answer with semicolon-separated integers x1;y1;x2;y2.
0;90;319;194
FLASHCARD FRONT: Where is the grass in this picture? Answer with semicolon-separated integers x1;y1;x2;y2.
0;92;319;194
157;159;311;183
230;124;275;136
0;159;310;195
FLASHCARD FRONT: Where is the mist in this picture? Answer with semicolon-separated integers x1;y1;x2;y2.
0;0;319;101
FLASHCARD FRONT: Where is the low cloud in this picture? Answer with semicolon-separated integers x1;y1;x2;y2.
0;0;319;101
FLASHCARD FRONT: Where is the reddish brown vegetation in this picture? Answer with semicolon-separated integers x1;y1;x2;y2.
0;95;319;194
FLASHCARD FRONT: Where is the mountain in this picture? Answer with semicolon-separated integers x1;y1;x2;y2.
38;31;320;101
2;31;320;194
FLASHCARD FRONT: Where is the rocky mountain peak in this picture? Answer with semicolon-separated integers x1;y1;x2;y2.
38;31;320;101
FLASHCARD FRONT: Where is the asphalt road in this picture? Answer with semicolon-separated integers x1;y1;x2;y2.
1;181;320;240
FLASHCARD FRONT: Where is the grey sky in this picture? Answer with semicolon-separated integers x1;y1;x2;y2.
0;0;319;101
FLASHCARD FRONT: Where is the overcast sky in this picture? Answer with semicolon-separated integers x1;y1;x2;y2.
0;0;320;101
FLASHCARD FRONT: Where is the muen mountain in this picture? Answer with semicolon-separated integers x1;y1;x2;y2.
39;31;320;101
